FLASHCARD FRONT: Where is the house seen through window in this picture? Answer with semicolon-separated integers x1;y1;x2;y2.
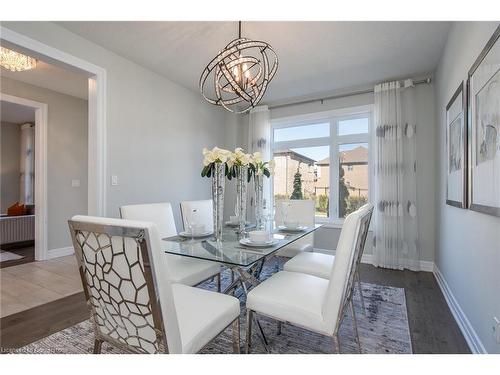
272;108;371;220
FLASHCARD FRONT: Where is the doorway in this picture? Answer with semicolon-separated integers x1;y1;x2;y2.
0;99;40;267
0;95;47;263
0;26;106;261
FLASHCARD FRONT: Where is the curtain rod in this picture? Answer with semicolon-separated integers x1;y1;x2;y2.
268;77;432;110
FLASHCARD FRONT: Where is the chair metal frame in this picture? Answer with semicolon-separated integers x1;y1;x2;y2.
69;219;240;354
245;207;373;354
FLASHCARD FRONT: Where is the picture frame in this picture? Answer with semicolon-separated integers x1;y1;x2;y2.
445;82;467;208
467;25;500;217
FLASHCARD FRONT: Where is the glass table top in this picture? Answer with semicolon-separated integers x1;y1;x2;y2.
162;224;322;267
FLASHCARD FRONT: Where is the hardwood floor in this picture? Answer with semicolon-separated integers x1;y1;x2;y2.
0;262;471;353
0;255;82;317
359;264;470;354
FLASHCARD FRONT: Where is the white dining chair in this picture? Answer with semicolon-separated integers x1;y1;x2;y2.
68;215;240;354
274;199;316;258
120;202;222;291
180;199;214;233
283;204;374;312
245;208;366;354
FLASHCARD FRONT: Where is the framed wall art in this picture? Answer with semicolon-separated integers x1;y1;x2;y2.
467;25;500;217
446;82;467;208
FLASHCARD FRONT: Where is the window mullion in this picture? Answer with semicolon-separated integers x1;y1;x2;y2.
331;119;340;219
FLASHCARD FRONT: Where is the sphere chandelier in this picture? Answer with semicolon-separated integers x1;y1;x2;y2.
200;21;278;113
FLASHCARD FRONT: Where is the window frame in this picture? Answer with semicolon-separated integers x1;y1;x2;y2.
271;105;373;224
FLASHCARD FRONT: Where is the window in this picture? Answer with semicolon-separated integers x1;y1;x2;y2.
272;107;371;220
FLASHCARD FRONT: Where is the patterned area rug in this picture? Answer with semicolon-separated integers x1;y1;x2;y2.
13;258;412;354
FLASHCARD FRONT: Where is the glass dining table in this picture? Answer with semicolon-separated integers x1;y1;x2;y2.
162;224;323;295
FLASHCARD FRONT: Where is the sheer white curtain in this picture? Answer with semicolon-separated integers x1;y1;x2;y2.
248;105;271;216
372;80;420;271
20;123;35;205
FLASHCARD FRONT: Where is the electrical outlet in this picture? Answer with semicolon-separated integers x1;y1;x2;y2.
71;179;80;187
111;175;118;186
494;317;500;344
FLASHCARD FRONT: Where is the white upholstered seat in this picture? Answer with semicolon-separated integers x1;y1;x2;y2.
274;199;315;258
120;202;221;289
69;215;240;354
246;271;329;334
173;283;240;353
283;251;334;279
246;208;366;353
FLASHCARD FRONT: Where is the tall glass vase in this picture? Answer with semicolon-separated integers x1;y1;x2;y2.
254;173;264;229
211;163;225;242
235;165;248;234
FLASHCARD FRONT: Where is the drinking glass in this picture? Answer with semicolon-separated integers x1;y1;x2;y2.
186;208;198;242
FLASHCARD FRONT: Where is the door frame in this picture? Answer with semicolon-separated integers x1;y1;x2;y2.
0;94;47;260
1;26;107;260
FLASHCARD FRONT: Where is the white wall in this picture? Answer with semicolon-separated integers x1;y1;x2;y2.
1;77;88;251
2;22;230;232
435;21;500;353
268;84;437;263
0;121;22;213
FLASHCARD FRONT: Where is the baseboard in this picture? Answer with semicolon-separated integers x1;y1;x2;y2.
433;265;487;354
314;247;485;353
47;246;74;259
314;248;433;271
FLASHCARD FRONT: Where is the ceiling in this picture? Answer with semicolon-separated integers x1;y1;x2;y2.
1;100;35;124
58;21;451;104
1;60;88;100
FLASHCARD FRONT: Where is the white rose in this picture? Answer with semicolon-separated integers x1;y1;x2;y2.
252;151;262;165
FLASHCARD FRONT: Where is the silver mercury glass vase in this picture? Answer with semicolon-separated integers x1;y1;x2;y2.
235;165;248;235
254;172;264;229
211;163;225;242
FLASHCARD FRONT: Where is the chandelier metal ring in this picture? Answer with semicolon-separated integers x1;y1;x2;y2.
200;25;278;113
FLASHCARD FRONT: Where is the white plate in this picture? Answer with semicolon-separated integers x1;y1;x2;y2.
278;225;307;232
239;238;279;248
178;231;213;238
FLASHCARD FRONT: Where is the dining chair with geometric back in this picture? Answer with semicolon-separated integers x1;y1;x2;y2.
68;215;241;354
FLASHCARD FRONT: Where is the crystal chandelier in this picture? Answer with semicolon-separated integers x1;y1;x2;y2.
0;47;37;72
200;22;278;113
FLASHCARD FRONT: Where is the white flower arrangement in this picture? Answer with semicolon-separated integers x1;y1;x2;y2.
201;146;274;180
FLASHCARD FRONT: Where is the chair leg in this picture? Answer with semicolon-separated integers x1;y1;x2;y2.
332;334;340;354
246;309;253;354
216;273;221;293
277;321;282;335
356;271;366;314
93;339;103;354
349;299;362;354
232;318;240;354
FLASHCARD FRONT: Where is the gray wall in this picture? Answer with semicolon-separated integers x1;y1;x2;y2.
3;22;232;234
0;121;21;213
434;21;500;353
1;77;88;251
268;84;437;263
